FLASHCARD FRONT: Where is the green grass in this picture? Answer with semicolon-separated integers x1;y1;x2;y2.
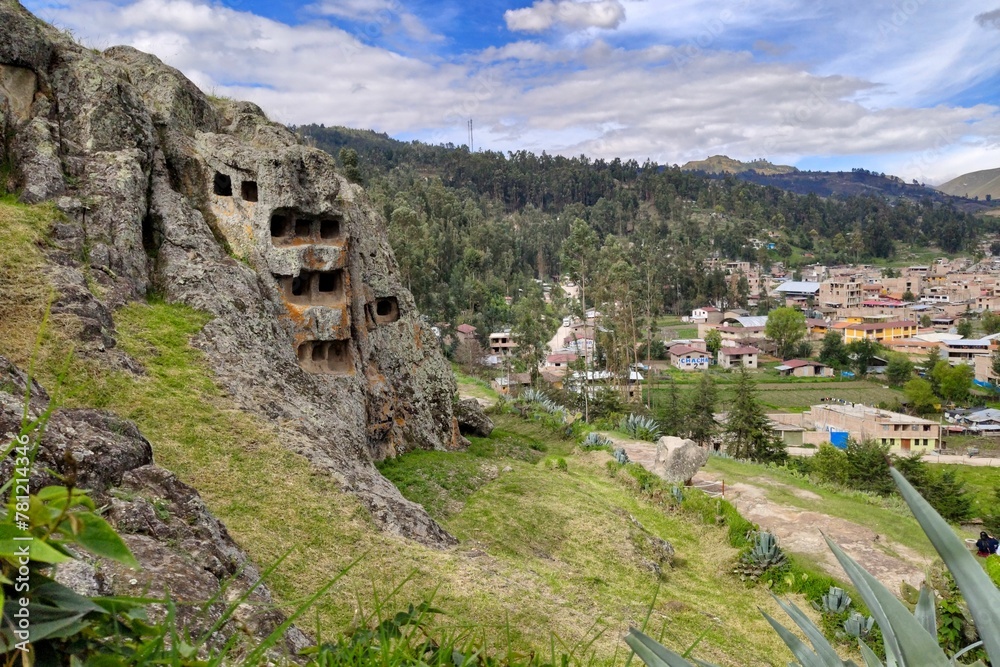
645;379;905;412
377;427;548;519
0;199;826;665
453;366;500;404
666;327;698;339
937;464;1000;519
703;457;936;559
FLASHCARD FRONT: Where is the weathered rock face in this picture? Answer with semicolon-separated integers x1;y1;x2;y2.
0;0;460;544
651;436;709;485
455;398;494;438
0;356;311;654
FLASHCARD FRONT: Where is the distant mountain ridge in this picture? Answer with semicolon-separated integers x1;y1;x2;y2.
681;155;798;175
936;167;1000;200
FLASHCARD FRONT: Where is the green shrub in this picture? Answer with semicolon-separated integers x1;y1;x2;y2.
812;443;851;486
845;439;895;495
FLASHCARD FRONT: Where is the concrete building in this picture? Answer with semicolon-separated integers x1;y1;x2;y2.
944;338;991;366
819;279;863;309
841;320;919;343
719;346;760;369
775;359;834;377
810;403;939;454
690;306;723;324
775;281;821;305
489;330;517;355
670;345;711;371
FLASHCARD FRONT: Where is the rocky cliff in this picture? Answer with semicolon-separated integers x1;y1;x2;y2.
0;0;462;550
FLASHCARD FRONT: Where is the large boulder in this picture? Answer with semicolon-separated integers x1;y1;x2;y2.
455;398;494;437
651;436;709;485
0;356;311;654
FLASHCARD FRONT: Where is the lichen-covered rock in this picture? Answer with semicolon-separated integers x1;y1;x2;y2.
651;436;709;485
455;398;494;437
0;0;463;546
0;355;311;655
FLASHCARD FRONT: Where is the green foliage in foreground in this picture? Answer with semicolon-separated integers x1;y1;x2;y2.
799;442;973;522
624;467;1000;667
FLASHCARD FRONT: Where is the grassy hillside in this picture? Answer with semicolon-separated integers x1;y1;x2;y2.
1;198;804;665
936;167;1000;200
645;377;905;413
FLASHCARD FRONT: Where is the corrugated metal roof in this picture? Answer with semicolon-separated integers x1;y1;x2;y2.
775;281;820;293
735;315;769;328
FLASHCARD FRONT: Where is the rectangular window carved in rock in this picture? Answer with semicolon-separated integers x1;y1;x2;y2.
213;172;233;196
241;180;258;202
269;210;344;247
296;340;352;374
270;213;293;240
372;296;400;324
320;218;341;240
276;270;346;307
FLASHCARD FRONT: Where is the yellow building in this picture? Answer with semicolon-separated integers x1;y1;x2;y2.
841;320;919;343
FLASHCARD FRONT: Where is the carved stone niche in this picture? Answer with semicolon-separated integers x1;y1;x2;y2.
365;296;400;330
297;340;352;374
213;172;232;196
240;180;258;202
269;209;343;247
276;270;346;307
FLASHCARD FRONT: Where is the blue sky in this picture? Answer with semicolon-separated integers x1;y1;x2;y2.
23;0;1000;183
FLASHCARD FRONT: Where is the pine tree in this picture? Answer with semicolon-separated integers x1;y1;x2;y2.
724;367;787;463
686;372;717;446
656;375;685;436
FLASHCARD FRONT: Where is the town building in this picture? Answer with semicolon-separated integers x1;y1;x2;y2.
719;346;760;369
489;330;517;355
819;279;863;309
670;345;711;371
774;359;834;377
840;320;919;343
810;403;939;453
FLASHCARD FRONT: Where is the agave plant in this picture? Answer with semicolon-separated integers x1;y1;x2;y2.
625;467;1000;667
733;530;787;582
581;432;613;449
813;586;852;614
619;414;663;442
612;447;630;465
843;611;875;640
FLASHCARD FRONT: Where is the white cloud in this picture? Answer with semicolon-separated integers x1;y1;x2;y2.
306;0;444;43
20;0;1000;184
504;0;625;33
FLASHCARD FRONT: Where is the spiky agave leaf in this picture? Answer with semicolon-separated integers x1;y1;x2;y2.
624;629;721;667
765;596;855;667
889;467;1000;665
823;535;950;667
912;584;935;639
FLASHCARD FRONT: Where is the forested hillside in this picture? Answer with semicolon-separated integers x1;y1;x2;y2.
297;125;994;331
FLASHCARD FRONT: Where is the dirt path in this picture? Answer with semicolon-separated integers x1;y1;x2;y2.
599;432;930;593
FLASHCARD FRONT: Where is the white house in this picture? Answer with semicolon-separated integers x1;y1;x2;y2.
670;345;711;371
